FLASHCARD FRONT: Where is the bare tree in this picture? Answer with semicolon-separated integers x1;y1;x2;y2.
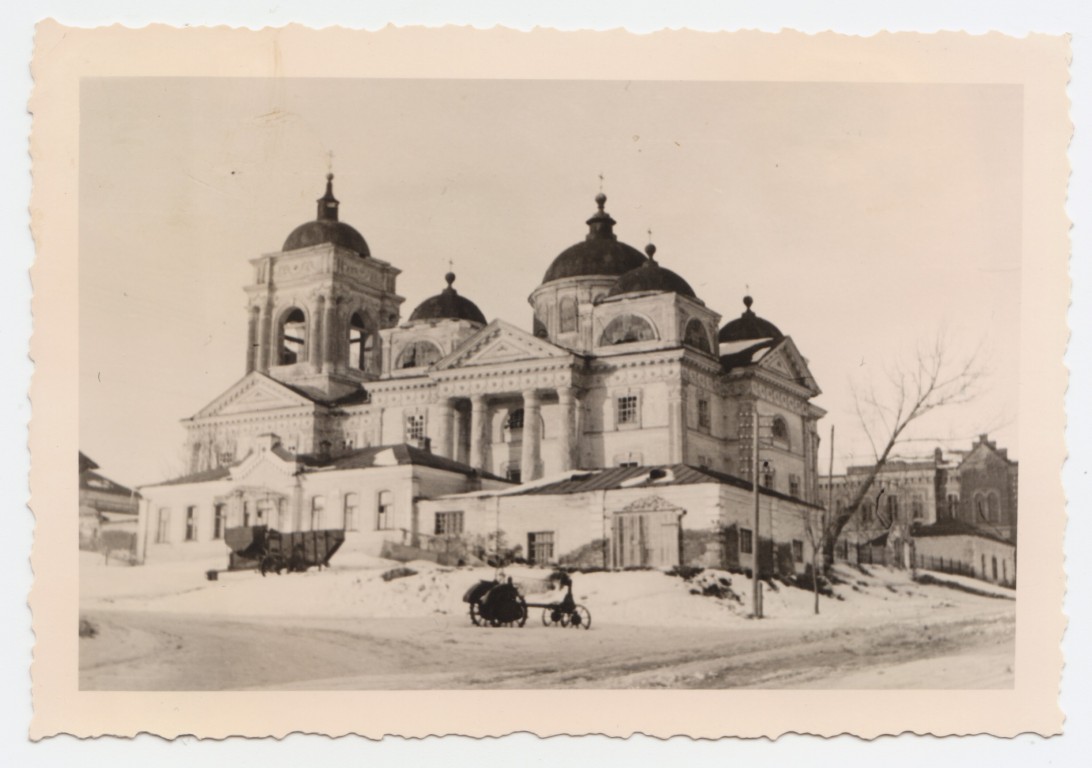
823;332;986;567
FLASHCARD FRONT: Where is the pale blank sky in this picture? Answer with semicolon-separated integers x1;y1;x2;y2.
79;78;1022;486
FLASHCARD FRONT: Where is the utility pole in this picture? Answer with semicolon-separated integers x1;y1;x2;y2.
752;409;763;619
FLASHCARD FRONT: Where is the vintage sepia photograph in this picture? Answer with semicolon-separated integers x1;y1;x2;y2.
76;76;1024;691
26;23;1070;740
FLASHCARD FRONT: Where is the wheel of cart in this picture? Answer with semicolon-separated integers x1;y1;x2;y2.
568;604;591;630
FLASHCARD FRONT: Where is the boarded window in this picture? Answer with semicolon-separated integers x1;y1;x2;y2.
559;296;578;333
435;510;464;536
528;531;555;565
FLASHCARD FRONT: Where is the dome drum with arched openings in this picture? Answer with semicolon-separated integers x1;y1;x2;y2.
408;272;487;325
540;194;648;284
282;174;371;257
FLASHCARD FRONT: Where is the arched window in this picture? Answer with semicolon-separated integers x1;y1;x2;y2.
911;497;925;520
770;416;790;449
559;296;578;333
347;312;371;371
683;318;712;353
279;308;307;365
861;499;874;524
599;314;657;346
310;496;325;531
987;492;1001;523
975;493;987;523
396;340;443;369
343;492;360;531
376;490;393;530
533;313;548;339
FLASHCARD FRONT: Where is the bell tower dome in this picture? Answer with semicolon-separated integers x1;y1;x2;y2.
243;174;404;400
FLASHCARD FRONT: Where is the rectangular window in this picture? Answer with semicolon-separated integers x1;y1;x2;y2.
792;539;804;563
212;504;226;540
911;498;925;520
528;531;555;565
789;474;801;498
376;490;392;530
404;413;426;442
762;467;775;489
697;455;710;469
242;501;251;527
256;499;272;525
277;498;288;530
310;496;325;530
947;494;959;519
740;528;754;555
184;506;197;542
505;466;522;483
435;510;464;536
344;492;359;531
155;508;170;544
697;398;711;429
616;395;639;426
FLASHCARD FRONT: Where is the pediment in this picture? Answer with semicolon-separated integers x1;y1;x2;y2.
191;372;316;420
434;319;572;370
229;449;299;486
619;495;684;514
756;337;821;395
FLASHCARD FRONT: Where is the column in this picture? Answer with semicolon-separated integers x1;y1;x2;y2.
431;398;455;459
324;298;339;372
469;394;488;471
667;384;688;464
257;304;272;372
521;389;543;482
245;306;260;374
557;386;578;472
310;296;325;371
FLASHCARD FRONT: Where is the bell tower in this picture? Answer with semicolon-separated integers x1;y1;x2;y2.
244;174;404;401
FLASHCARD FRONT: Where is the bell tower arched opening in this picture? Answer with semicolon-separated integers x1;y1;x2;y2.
278;308;308;365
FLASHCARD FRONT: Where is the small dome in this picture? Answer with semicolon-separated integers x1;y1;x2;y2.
282;174;371;257
718;295;784;343
606;243;699;300
541;194;647;284
409;272;487;325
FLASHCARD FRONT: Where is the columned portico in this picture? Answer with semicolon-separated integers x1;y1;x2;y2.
557;386;579;472
469;394;488;470
431;398;455;459
520;389;544;482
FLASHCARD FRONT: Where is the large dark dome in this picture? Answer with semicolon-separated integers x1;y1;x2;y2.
409;273;487;325
606;243;698;301
718;296;784;343
282;174;371;257
541;193;647;284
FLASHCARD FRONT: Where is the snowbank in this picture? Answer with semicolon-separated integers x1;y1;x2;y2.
81;552;1010;628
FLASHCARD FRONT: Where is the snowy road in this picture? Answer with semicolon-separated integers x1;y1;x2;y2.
80;602;1014;690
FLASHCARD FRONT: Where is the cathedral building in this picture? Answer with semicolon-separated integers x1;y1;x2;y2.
136;176;826;568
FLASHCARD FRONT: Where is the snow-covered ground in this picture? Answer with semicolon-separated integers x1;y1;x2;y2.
79;552;1016;690
81;551;1001;628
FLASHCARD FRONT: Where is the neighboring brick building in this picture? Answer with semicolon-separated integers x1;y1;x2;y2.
819;434;1018;583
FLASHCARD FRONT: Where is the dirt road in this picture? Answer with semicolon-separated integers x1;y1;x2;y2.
80;602;1014;690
